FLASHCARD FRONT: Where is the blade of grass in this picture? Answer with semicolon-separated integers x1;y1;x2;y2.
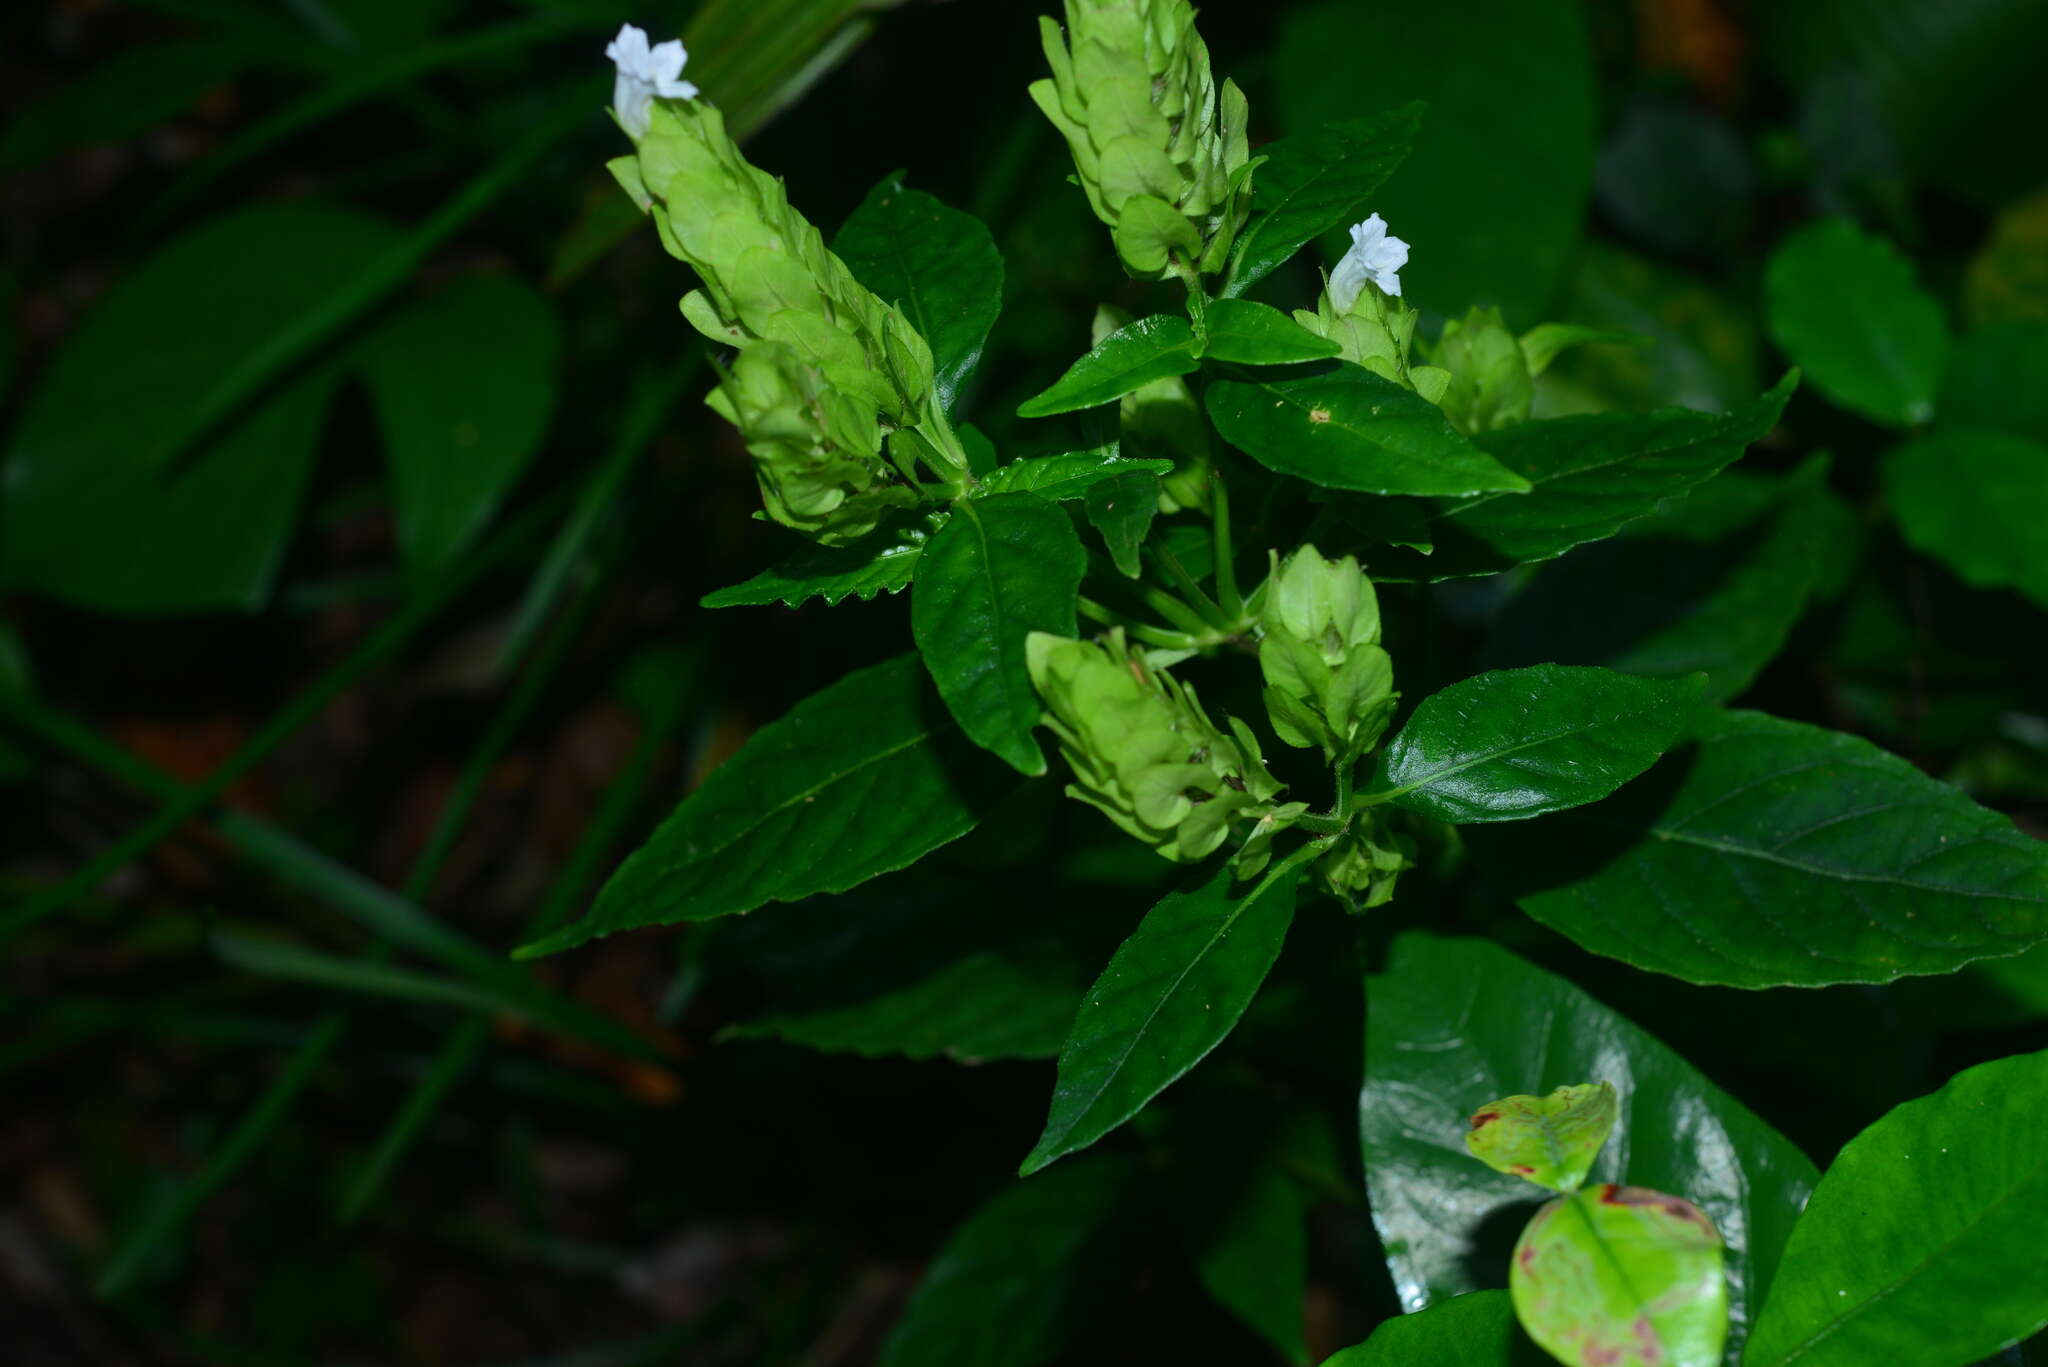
212;933;533;1017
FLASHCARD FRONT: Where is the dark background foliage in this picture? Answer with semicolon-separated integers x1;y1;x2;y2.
4;0;2047;1363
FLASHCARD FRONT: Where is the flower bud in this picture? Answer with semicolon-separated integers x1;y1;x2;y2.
1317;808;1416;909
1432;306;1535;433
1257;545;1398;763
1027;629;1283;863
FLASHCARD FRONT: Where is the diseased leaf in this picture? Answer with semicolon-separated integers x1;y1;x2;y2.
1886;430;2048;610
1324;1291;1546;1365
973;452;1172;502
1206;367;1530;497
1021;861;1303;1175
912;493;1084;776
1765;218;1947;427
1471;710;2048;987
1084;469;1161;578
1367;666;1706;824
834;173;1003;413
1360;932;1817;1354
1465;1083;1618;1193
515;655;1015;957
1199;298;1341;365
1745;1049;2048;1367
1017;315;1200;418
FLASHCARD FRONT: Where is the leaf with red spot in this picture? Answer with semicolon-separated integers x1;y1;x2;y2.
1465;1082;1617;1193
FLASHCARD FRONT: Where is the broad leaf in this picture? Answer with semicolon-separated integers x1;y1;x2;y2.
1084;469;1161;578
1744;1049;2048;1367
1021;861;1304;1175
1206;367;1530;497
973;452;1172;502
1367;666;1706;823
911;493;1084;776
1192;1153;1309;1365
1471;710;2048;987
1199;298;1341;365
1325;1291;1546;1365
1360;933;1818;1352
878;1157;1134;1367
1225;103;1424;298
1942;321;2048;446
701;510;945;609
1017;315;1200;418
834;173;1003;413
1764;219;1947;428
1368;376;1796;581
1886;430;2048;610
358;274;559;577
515;655;1014;957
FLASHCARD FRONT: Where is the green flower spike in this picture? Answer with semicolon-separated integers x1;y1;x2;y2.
1257;544;1398;764
1315;807;1415;909
1026;629;1284;862
1293;215;1451;402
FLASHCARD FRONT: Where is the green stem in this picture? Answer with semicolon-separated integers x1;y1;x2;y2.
1211;474;1244;621
1295;812;1347;837
1077;596;1200;651
1152;539;1234;632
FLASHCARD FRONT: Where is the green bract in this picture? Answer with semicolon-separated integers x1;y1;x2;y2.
1294;272;1449;401
1025;629;1282;862
1030;0;1254;280
1257;544;1396;764
1315;807;1414;909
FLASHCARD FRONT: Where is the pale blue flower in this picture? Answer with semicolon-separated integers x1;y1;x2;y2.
606;23;698;139
1329;213;1409;310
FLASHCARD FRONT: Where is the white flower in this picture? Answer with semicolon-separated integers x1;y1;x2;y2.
605;23;698;139
1328;213;1409;310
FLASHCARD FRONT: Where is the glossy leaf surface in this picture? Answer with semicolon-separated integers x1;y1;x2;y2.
1017;315;1200;418
1199;298;1342;365
973;452;1172;502
1765;219;1947;427
1324;1291;1546;1365
1225;103;1423;297
701;510;945;609
1084;470;1161;578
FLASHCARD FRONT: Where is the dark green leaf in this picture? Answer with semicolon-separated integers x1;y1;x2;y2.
912;493;1084;776
1017;315;1200;418
1886;431;2048;610
1942;321;2048;446
1191;1146;1309;1364
1745;1049;2048;1367
1225;104;1424;298
1021;861;1303;1175
0;41;244;170
1368;375;1796;582
1471;710;2048;987
973;452;1172;502
701;510;945;609
515;655;1015;957
878;1158;1134;1367
1276;0;1594;326
1199;298;1342;365
1206;368;1530;497
1326;1291;1545;1365
1541;242;1761;416
1085;469;1161;578
1360;933;1818;1353
1367;666;1705;823
1765;219;1947;427
358;275;559;577
834;173;1003;413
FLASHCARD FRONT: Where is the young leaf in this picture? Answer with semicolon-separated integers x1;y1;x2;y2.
1224;103;1424;298
1744;1049;2048;1367
1366;666;1707;823
1198;298;1341;365
515;655;1015;957
1367;375;1796;581
1084;469;1160;578
1465;1083;1618;1193
1206;367;1531;497
1016;315;1200;418
878;1157;1134;1367
833;173;1003;413
911;493;1084;776
1021;861;1304;1175
1325;1291;1545;1365
1512;1186;1727;1367
972;452;1172;502
1886;430;2048;610
357;274;559;577
1470;710;2048;988
1765;218;1947;427
701;510;945;609
1360;933;1817;1351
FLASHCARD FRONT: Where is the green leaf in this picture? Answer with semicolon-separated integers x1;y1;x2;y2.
972;452;1173;502
1942;321;2048;446
1225;104;1424;298
1325;1291;1546;1365
0;204;399;611
515;655;1015;957
1367;376;1796;581
1206;367;1531;497
1360;933;1818;1351
701;509;945;609
878;1157;1134;1367
1744;1049;2048;1367
1464;1083;1618;1193
833;173;1003;413
1200;298;1342;365
1276;0;1595;326
1765;219;1947;427
1188;1134;1311;1365
1021;861;1304;1175
1367;666;1706;824
1017;315;1200;418
1513;1185;1728;1367
1084;469;1160;578
1886;430;2048;610
1470;710;2048;988
912;493;1084;776
358;275;559;577
0;41;244;170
